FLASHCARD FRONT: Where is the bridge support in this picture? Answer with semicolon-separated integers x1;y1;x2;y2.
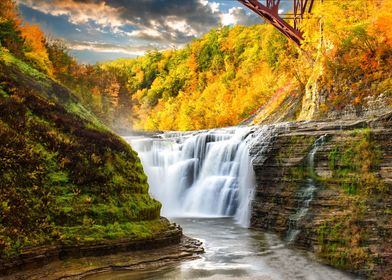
238;0;315;46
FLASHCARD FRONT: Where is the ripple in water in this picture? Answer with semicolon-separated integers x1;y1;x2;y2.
89;218;360;280
114;128;361;280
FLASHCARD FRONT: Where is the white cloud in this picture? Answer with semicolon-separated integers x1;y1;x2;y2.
128;28;162;39
166;17;199;37
67;41;151;56
199;0;220;13
221;9;237;26
220;7;260;26
19;0;125;29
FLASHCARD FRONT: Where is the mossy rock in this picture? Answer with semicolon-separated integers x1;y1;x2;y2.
0;52;164;258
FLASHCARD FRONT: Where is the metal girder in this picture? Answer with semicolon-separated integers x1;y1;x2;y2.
238;0;315;46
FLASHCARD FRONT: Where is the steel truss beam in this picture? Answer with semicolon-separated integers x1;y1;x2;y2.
238;0;315;46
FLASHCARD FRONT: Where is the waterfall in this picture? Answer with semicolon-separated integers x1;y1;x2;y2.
286;135;326;243
125;127;259;227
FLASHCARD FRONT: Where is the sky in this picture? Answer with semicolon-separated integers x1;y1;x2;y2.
17;0;288;64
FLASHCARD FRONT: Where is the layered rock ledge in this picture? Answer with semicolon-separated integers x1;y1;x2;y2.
249;111;392;279
0;219;204;279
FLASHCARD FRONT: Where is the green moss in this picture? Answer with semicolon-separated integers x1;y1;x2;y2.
66;102;108;132
327;128;386;195
317;216;372;271
277;135;317;183
328;146;338;170
314;128;389;273
0;83;8;97
0;50;109;132
274;130;386;273
48;171;69;185
0;54;167;258
289;166;307;181
59;219;169;244
0;47;49;85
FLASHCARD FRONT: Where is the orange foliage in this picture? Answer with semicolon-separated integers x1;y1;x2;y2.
19;22;53;75
20;23;46;53
371;0;392;46
0;0;19;22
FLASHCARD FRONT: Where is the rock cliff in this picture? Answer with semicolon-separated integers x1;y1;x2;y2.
0;48;186;276
249;111;392;279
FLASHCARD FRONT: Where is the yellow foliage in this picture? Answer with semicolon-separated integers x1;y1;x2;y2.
20;23;53;75
99;0;391;131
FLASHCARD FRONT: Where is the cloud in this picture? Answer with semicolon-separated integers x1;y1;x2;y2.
18;0;124;27
128;28;163;41
18;0;271;63
66;40;159;55
221;7;260;26
18;0;221;44
200;0;220;13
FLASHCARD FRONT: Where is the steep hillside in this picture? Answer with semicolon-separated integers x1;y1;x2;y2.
0;48;172;267
14;1;389;132
86;0;389;131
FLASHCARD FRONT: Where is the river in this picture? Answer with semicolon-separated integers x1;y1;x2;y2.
90;217;357;280
93;128;360;280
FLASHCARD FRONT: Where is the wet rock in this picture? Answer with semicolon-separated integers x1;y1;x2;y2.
0;221;204;279
249;111;392;279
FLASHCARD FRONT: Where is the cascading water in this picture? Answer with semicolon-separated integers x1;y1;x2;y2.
90;130;356;280
125;127;258;226
286;135;326;243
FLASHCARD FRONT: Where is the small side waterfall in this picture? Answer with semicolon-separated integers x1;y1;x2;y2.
126;127;261;226
286;135;326;243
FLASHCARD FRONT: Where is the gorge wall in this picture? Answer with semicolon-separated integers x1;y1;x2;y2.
249;112;392;279
0;49;185;276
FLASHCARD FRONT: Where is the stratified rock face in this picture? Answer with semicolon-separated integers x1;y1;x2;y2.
249;112;392;279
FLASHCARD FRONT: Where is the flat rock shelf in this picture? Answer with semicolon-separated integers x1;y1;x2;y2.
0;220;204;280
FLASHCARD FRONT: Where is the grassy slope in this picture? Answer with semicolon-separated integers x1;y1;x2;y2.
0;48;166;258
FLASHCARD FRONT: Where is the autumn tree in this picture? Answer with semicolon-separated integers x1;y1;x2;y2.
21;23;53;75
0;0;25;57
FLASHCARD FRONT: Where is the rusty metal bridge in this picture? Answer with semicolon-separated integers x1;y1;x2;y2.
238;0;316;46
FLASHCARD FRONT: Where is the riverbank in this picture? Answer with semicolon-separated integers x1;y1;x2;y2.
0;222;203;280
